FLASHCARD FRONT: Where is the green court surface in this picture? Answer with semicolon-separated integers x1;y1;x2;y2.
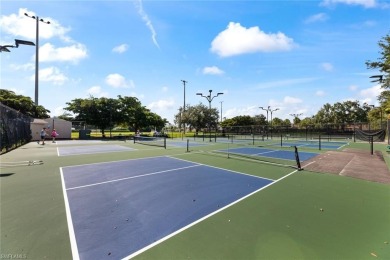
0;139;389;259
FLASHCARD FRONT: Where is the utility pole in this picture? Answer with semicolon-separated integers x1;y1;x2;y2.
25;12;51;106
181;80;187;134
220;101;223;122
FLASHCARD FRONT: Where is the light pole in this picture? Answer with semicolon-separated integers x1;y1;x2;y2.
270;108;279;126
260;106;278;139
196;90;223;141
259;106;270;124
181;80;187;133
25;12;50;106
0;39;35;52
290;113;303;127
220;101;223;122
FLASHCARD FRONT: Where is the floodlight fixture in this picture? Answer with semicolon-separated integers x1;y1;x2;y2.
370;75;384;83
15;39;35;47
0;39;35;53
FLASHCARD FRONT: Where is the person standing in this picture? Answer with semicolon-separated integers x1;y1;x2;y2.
51;129;58;143
38;127;47;145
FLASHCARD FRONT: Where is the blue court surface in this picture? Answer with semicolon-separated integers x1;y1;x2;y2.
58;145;135;156
282;141;348;149
60;156;273;259
218;147;318;161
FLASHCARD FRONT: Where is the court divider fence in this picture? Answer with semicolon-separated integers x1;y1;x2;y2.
0;103;33;154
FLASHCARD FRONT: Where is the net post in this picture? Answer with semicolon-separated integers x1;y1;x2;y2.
252;134;255;145
280;134;283;147
164;136;167;149
294;146;302;171
319;134;321;150
133;135;136;144
187;139;189;152
370;136;373;155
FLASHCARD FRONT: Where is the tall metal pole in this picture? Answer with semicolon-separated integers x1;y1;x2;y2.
270;108;279;126
35;17;39;105
181;80;187;134
220;101;223;122
25;13;50;106
196;90;223;141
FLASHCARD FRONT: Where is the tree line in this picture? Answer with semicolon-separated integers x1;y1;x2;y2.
0;91;167;136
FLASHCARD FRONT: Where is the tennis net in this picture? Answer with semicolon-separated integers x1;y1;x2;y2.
209;142;303;170
133;136;166;149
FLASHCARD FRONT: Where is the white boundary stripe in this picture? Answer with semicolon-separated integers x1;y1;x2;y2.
58;147;135;157
61;155;168;169
122;168;299;259
60;168;80;260
66;164;201;191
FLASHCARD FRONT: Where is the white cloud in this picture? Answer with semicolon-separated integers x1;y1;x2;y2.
224;106;259;118
134;0;160;49
284;96;303;104
321;0;377;8
112;44;129;53
0;8;71;41
320;62;334;71
148;99;175;111
10;63;35;71
316;90;326;96
105;73;135;88
52;106;65;117
202;66;225;75
349;85;358;91
211;22;295;57
1;8;88;65
32;67;68;85
39;43;88;63
162;86;168;92
359;85;382;102
304;13;329;23
87;86;108;98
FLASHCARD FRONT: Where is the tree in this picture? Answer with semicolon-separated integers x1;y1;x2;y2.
271;117;283;126
175;103;218;133
366;33;390;122
0;89;50;118
314;101;368;127
366;33;390;89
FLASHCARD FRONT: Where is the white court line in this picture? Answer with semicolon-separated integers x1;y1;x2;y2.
122;168;299;260
66;164;202;191
60;168;80;260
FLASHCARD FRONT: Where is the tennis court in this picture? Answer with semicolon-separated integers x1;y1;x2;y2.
61;156;273;259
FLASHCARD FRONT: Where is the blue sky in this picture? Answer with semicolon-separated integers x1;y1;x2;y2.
1;0;389;124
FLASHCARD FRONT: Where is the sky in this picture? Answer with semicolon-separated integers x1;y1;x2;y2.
1;0;389;124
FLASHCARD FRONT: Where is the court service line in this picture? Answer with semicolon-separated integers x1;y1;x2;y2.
123;168;299;260
65;164;202;191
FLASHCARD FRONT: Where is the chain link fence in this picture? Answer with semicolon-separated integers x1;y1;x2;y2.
1;103;33;154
